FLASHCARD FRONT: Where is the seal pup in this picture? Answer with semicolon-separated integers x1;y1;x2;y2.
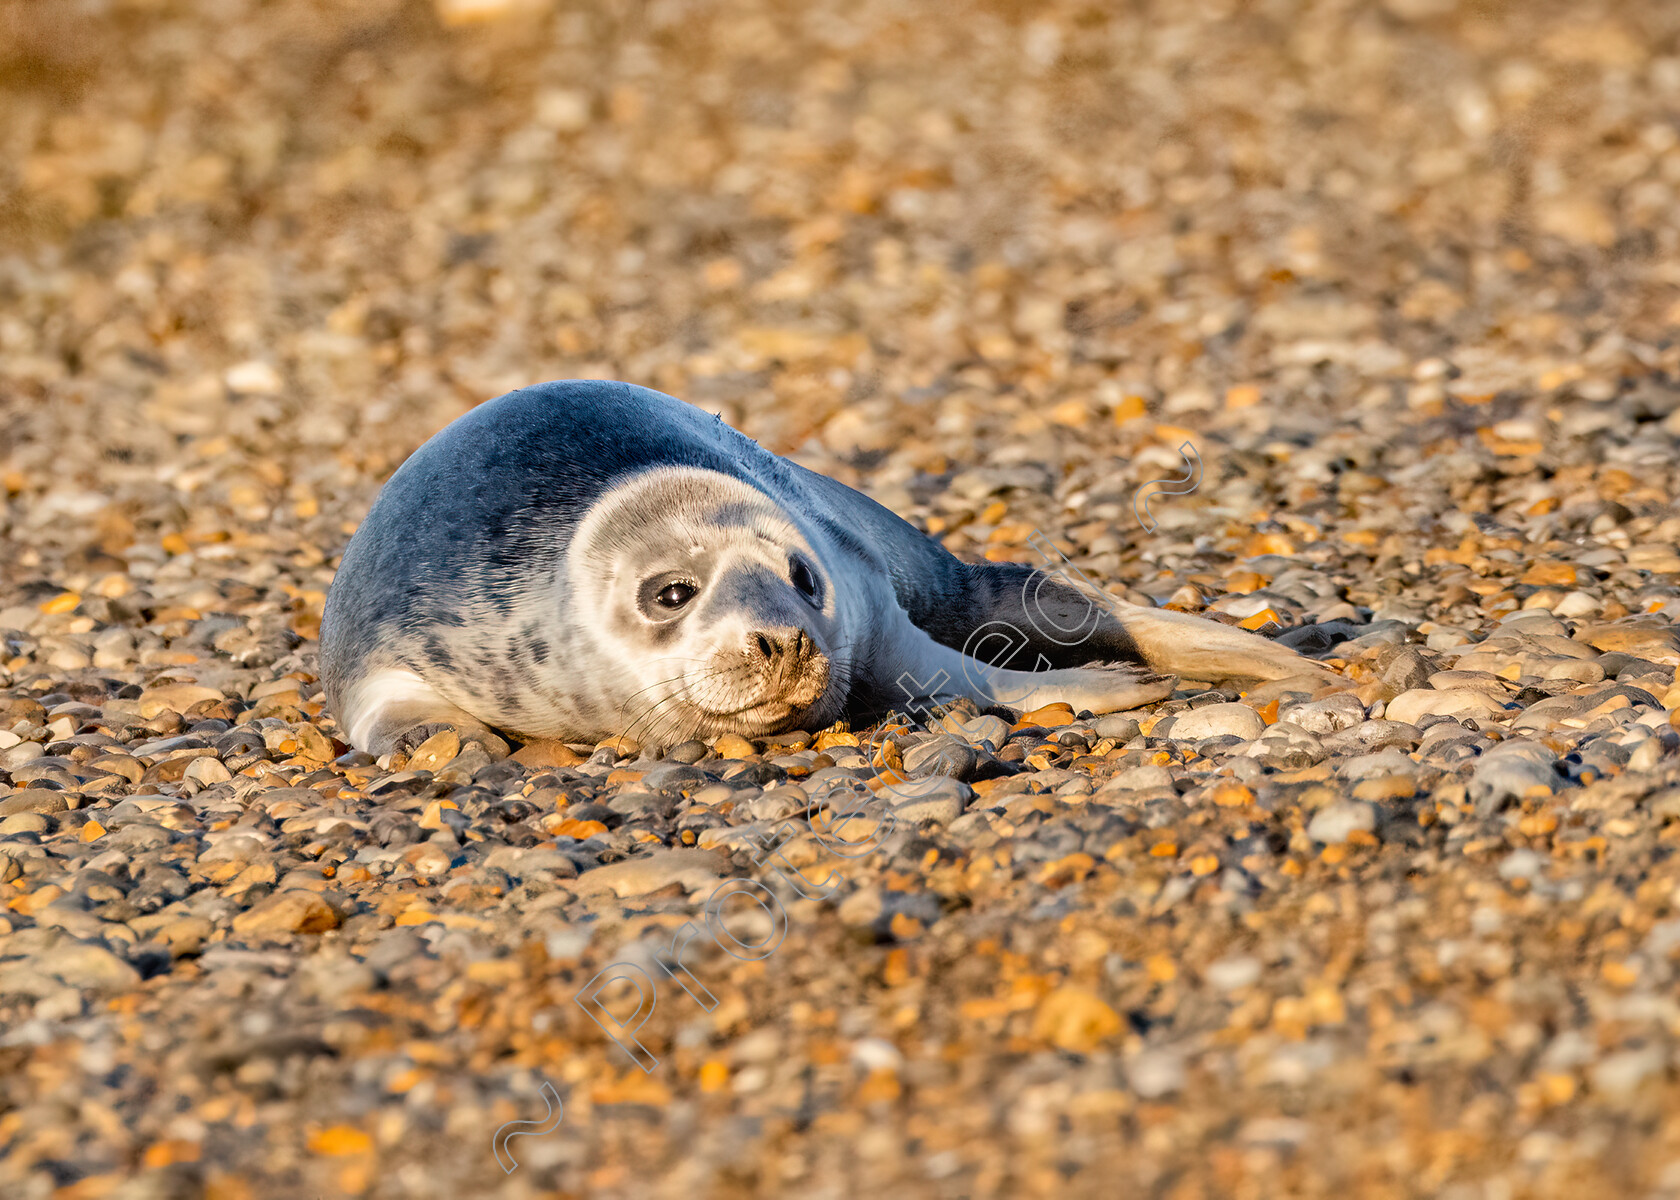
321;380;1335;754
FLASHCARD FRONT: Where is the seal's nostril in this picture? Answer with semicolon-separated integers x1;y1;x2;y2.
755;633;775;659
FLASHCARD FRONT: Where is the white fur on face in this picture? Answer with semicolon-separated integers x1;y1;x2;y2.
565;467;855;745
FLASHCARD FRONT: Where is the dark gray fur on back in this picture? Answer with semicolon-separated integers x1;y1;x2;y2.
320;379;1144;730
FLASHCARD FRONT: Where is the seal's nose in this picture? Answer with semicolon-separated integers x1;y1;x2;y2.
748;626;828;709
748;627;814;665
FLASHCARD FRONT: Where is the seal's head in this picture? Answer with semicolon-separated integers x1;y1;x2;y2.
569;467;852;746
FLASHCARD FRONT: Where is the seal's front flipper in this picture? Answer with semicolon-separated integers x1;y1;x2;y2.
338;666;510;757
977;660;1179;716
865;615;1177;719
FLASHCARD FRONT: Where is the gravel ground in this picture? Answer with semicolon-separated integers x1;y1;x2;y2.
5;0;1680;1197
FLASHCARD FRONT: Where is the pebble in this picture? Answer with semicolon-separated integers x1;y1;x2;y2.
1097;764;1176;794
1384;688;1507;725
1589;1045;1666;1100
949;713;1013;749
1093;715;1142;742
231;890;342;936
900;735;980;780
1169;702;1265;741
1470;741;1567;813
1278;693;1367;734
1204;954;1263;991
0;790;70;817
1127;1048;1188;1099
43;939;143;994
1306;800;1377;844
570;848;729;898
1243;724;1327;769
406;728;461;772
880;775;972;825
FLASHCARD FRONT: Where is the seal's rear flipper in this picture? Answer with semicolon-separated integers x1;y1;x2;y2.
893;554;1341;687
1102;599;1343;685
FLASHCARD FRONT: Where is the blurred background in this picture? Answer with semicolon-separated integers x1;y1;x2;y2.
4;1;1680;1197
4;0;1678;566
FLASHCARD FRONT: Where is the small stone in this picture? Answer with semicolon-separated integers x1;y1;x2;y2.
952;714;1011;748
837;887;883;927
1278;692;1367;735
0;790;70;817
294;724;336;761
901;735;979;780
1204;954;1262;991
1244;724;1327;769
665;740;708;764
639;762;709;792
1126;1048;1187;1098
510;739;586;769
1097;764;1175;793
46;940;143;994
224;360;283;394
1032;985;1122;1053
137;683;225;719
184;756;232;786
850;1037;904;1073
1589;1044;1665;1099
232;889;342;936
0;812;48;836
1018;705;1076;728
151;915;213;956
571;848;728;898
1093;715;1141;742
1578;625;1680;665
1338;745;1418;779
1470;741;1566;813
406;728;460;772
1380;648;1434;693
1384;688;1506;725
714;734;758;759
1170;702;1265;741
1306;800;1377;844
880;774;971;825
1497;849;1546;880
1351;775;1415;801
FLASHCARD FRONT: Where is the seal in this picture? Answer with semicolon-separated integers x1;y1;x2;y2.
320;380;1334;754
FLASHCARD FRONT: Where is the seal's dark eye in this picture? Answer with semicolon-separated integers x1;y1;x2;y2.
790;558;818;601
656;582;696;609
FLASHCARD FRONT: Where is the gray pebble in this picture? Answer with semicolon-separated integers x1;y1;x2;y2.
0;789;70;817
881;775;971;825
1094;715;1142;742
1470;741;1567;814
1279;692;1367;735
901;735;980;780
